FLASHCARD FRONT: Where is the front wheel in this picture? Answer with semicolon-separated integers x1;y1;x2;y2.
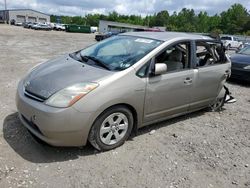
88;106;134;151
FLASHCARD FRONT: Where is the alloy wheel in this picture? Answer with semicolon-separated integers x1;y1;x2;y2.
99;112;128;145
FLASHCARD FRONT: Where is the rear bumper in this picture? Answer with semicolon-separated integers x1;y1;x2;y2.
16;81;94;147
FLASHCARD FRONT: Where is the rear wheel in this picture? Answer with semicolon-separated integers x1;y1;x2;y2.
88;106;134;151
209;97;224;112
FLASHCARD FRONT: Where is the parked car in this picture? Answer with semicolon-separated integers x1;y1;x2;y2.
10;19;15;25
31;23;40;30
221;36;243;50
23;22;33;29
230;45;250;82
16;32;231;151
15;22;23;26
243;40;250;46
31;23;51;31
95;31;120;41
54;23;65;31
39;23;52;31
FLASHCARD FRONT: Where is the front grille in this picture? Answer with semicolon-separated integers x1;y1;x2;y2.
21;115;43;135
24;90;45;102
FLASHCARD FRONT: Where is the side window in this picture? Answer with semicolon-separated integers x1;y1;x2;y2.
196;41;226;67
155;42;190;73
136;60;151;78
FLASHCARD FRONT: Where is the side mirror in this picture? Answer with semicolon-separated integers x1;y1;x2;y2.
154;63;167;75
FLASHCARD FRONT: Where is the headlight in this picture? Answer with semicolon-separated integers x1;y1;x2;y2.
45;82;99;108
244;65;250;70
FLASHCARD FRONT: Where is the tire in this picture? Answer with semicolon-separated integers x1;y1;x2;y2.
88;106;134;151
209;97;225;112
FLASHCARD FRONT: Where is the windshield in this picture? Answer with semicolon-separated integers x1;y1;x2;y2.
71;35;162;71
238;46;250;55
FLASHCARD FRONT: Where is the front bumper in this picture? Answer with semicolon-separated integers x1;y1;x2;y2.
231;68;250;81
16;81;94;146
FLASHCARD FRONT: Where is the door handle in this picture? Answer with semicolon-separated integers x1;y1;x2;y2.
184;77;192;84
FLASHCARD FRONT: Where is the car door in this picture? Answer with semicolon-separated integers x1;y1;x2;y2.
143;41;195;124
189;40;231;110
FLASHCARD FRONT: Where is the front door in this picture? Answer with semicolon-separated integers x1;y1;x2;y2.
143;41;194;124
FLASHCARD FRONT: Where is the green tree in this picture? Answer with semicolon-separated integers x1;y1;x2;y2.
154;10;169;26
207;14;221;32
108;11;119;21
220;3;249;34
244;31;250;36
196;11;209;33
50;3;250;35
174;8;196;32
85;14;101;26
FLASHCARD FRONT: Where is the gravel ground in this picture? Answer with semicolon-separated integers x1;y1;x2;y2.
0;24;249;188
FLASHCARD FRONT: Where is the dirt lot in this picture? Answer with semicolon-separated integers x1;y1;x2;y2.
0;24;249;188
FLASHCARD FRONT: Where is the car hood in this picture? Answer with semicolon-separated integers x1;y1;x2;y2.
230;53;250;64
24;55;113;99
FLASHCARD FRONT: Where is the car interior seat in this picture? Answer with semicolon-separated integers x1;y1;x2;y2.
165;49;183;71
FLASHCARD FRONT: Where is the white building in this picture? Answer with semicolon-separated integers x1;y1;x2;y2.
0;9;50;23
99;20;149;33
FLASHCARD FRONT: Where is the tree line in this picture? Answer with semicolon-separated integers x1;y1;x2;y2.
51;3;250;35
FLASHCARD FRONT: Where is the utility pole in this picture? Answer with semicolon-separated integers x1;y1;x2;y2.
4;0;7;24
4;0;7;10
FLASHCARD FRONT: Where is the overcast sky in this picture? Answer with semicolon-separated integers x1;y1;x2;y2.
0;0;250;16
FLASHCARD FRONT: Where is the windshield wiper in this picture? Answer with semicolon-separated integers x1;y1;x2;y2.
81;55;110;70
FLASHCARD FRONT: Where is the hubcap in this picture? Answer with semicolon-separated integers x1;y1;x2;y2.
99;112;128;145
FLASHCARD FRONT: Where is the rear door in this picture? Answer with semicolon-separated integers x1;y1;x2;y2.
143;41;194;124
189;40;231;110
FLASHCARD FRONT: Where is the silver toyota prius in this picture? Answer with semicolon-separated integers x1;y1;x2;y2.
16;32;231;151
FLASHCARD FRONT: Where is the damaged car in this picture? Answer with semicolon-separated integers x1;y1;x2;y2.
16;32;231;151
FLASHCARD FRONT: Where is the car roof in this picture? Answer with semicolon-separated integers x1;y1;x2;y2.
120;32;213;41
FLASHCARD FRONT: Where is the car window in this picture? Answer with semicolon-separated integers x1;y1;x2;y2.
155;42;190;73
221;36;231;40
238;45;250;55
196;41;226;67
136;60;151;78
75;36;162;71
97;40;128;56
